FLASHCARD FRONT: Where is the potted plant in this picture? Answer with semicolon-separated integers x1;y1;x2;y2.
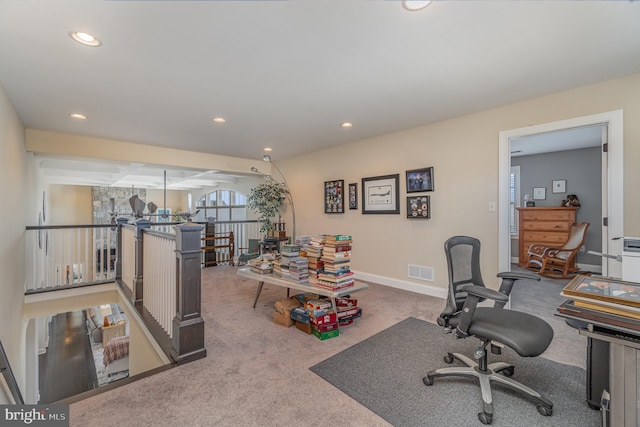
247;180;287;236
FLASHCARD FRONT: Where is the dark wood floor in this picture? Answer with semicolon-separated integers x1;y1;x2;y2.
38;310;98;403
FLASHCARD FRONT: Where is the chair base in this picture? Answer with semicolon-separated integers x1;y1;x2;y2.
423;352;553;425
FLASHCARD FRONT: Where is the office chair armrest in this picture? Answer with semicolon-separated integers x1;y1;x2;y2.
455;285;508;337
497;271;540;282
494;272;540;308
460;284;509;302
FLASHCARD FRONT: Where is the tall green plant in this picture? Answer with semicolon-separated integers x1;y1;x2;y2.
247;180;286;235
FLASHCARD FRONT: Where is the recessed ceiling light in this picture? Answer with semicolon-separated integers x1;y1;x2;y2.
402;1;432;11
212;117;226;123
263;147;272;152
340;122;353;128
70;113;86;120
69;31;102;47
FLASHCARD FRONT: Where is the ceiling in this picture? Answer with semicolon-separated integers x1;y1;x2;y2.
1;1;639;188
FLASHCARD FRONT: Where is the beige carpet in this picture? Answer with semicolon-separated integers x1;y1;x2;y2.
69;266;584;427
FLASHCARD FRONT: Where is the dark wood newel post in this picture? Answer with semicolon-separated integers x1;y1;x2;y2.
115;217;129;283
133;219;152;305
172;222;207;364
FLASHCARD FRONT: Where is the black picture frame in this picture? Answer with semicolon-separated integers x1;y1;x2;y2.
362;174;400;214
348;183;358;210
406;195;431;219
406;167;434;193
324;179;344;213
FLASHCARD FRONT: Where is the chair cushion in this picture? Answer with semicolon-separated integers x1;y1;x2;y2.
449;307;554;357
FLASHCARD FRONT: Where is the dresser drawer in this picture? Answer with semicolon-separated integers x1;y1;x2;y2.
523;232;568;246
521;210;574;222
522;221;572;232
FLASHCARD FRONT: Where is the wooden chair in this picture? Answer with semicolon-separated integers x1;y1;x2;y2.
525;222;590;279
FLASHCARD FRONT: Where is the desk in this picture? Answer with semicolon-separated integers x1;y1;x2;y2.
236;267;369;315
557;301;640;426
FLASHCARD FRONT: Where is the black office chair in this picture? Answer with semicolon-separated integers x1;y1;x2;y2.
423;235;553;425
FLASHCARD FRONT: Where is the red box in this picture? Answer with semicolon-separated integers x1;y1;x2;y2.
312;321;339;333
337;306;360;319
336;297;358;307
311;311;337;326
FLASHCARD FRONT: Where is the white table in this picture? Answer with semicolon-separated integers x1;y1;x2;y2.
236;267;369;313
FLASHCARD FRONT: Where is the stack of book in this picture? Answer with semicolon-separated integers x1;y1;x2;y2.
305;235;326;285
279;244;308;283
286;256;309;283
318;235;353;290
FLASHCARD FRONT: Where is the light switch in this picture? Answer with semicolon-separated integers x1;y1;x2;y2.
488;201;496;212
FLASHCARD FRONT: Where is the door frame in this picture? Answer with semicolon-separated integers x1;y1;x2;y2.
498;110;624;276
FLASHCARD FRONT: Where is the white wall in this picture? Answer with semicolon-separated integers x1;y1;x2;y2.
0;82;34;399
278;73;640;293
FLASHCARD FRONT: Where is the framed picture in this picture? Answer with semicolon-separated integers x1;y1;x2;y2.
406;167;434;193
552;179;566;193
324;180;344;213
362;174;400;214
533;187;546;200
348;183;358;210
562;275;640;311
406;195;430;219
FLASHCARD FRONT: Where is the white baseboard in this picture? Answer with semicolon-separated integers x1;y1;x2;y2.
511;258;601;274
352;270;447;300
578;263;602;274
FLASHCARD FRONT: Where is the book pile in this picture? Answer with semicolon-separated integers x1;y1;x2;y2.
247;257;273;274
278;293;364;337
305;235;326;285
279;244;309;283
318;235;353;290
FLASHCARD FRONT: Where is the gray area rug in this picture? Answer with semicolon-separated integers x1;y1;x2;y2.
311;317;600;427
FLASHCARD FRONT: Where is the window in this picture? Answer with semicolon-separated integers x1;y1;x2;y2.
510;166;521;236
196;190;246;222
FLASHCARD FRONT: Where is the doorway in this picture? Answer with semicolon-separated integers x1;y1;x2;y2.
498;110;624;278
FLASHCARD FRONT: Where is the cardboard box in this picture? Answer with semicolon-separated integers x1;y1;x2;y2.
306;299;332;311
337;306;361;319
313;327;340;340
311;311;337;326
295;320;313;334
313;321;339;333
336;297;358;307
273;310;294;327
290;307;310;324
274;297;302;315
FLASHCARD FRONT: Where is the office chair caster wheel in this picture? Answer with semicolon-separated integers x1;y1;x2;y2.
422;376;433;386
499;366;515;377
443;353;454;364
478;411;492;425
537;405;552;416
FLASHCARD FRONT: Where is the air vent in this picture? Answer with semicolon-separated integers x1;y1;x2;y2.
408;264;434;282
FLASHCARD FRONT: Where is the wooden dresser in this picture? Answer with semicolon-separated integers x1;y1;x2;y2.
516;207;578;267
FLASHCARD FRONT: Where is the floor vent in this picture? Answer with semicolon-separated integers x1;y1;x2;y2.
408;264;434;282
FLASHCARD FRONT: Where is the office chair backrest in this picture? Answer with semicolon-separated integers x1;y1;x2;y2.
441;236;486;319
248;238;260;253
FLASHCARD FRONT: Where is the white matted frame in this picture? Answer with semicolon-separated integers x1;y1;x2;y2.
361;174;400;214
552;179;566;193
